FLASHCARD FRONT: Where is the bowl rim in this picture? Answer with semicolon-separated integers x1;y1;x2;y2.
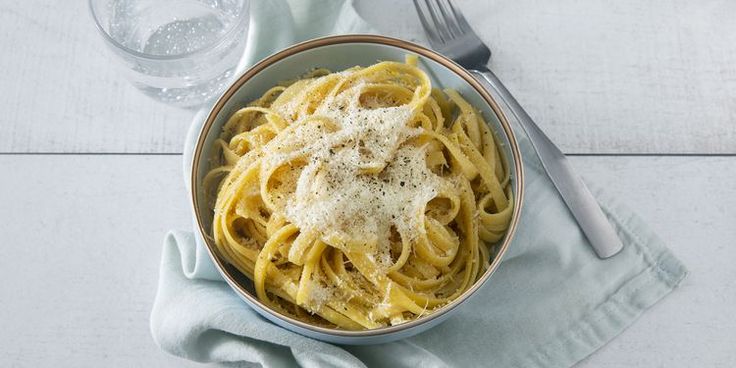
191;34;525;337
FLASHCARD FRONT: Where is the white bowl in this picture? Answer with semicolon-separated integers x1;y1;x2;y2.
190;35;525;345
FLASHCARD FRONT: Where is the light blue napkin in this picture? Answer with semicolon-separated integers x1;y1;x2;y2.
150;1;688;366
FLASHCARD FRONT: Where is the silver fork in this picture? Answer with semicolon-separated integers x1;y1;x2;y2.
414;0;623;259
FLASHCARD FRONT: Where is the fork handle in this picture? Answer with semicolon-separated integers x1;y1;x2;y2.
470;67;623;259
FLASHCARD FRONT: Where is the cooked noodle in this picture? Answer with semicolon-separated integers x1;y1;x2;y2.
206;56;513;329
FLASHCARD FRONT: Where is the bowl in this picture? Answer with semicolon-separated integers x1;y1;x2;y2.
190;35;524;345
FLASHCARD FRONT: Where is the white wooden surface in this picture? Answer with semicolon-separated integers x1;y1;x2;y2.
1;0;735;154
1;155;734;367
0;0;191;154
1;0;735;367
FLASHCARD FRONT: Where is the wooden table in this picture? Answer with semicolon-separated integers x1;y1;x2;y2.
1;0;734;366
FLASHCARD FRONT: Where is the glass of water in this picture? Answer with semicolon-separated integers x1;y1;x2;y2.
90;0;250;108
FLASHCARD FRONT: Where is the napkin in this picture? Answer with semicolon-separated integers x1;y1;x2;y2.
150;1;688;366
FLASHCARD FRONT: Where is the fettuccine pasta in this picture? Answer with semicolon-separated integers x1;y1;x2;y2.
206;56;513;330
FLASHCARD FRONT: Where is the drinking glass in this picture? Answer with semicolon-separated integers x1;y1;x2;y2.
90;0;250;108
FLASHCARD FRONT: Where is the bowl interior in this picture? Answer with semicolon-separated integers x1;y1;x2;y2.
192;36;523;337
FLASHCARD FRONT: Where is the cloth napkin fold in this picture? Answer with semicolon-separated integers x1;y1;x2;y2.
151;1;688;366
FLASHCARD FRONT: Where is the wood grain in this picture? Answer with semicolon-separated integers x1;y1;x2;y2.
0;1;192;154
0;0;734;366
0;155;199;367
1;0;734;154
358;0;736;154
0;154;733;367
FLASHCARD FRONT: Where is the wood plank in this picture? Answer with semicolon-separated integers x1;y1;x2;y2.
359;0;736;154
1;0;734;154
0;154;734;366
0;154;199;367
0;1;192;154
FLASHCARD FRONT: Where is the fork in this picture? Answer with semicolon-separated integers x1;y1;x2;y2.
413;0;623;259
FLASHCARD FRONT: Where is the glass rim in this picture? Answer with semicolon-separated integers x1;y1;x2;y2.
88;0;250;61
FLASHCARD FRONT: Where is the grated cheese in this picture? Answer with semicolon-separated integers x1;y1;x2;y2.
264;74;445;271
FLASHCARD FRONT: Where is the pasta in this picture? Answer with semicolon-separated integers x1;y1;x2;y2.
206;56;513;330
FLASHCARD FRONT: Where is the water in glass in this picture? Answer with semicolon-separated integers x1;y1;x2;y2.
92;0;250;108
